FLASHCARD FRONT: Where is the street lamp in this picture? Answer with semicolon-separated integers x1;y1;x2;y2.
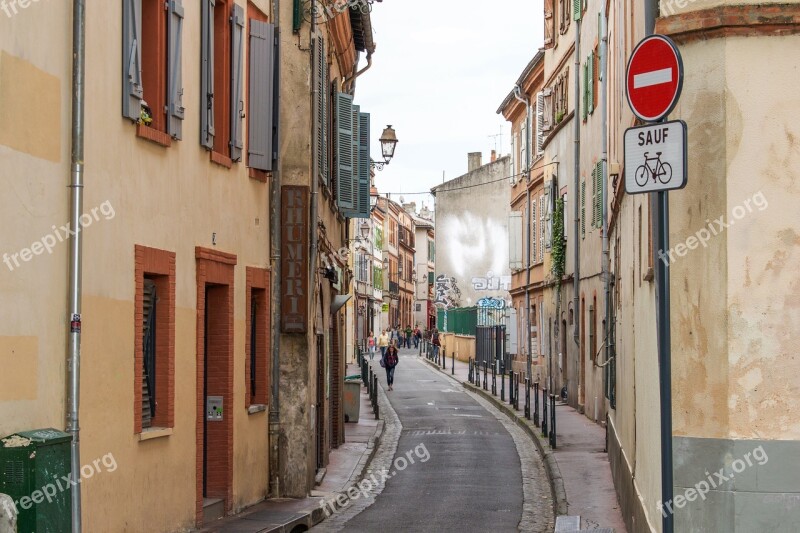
347;220;372;245
371;125;398;171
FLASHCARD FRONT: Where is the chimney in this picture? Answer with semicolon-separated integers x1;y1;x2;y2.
467;152;482;173
491;150;497;162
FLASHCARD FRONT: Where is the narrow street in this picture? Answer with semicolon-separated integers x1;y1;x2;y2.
314;348;554;532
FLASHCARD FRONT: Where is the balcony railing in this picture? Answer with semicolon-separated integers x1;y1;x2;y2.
389;281;399;294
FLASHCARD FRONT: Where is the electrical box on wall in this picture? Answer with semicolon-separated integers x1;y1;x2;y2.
206;396;223;421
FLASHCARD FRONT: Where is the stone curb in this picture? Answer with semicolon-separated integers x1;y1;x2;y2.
309;381;389;526
420;356;569;518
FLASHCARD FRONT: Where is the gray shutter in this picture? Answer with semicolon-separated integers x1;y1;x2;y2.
348;104;360;216
353;111;371;218
536;91;544;154
167;0;185;139
230;4;245;161
248;21;275;171
336;92;355;211
200;0;216;149
316;37;328;183
122;0;143;121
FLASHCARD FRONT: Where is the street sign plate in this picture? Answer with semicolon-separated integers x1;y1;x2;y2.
626;35;683;122
624;120;687;194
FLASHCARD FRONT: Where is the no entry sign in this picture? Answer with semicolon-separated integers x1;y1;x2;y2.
626;35;683;122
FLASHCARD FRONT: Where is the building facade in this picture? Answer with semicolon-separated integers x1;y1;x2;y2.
405;204;436;331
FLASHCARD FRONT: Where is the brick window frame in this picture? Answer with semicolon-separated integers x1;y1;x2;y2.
134;245;176;435
245;267;271;409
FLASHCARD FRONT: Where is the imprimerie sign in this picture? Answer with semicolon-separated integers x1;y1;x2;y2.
281;186;309;333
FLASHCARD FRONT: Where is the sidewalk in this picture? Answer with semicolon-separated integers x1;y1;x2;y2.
198;363;382;533
421;351;626;533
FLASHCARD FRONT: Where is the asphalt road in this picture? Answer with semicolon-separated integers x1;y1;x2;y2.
337;348;535;533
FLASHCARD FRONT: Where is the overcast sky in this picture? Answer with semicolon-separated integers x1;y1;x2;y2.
354;0;544;211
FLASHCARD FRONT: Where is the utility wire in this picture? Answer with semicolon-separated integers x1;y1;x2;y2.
377;161;559;196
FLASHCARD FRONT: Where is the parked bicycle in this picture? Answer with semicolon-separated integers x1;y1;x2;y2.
634;151;672;187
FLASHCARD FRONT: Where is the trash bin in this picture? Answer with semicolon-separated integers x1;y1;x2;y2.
0;428;72;533
343;379;362;423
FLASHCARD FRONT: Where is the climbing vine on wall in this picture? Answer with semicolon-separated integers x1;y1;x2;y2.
551;197;566;287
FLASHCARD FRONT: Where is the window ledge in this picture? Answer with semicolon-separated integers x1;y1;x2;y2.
136;124;172;147
248;404;267;415
248;167;270;182
210;151;233;169
138;427;173;441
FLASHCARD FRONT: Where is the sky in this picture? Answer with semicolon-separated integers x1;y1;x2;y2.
354;0;544;211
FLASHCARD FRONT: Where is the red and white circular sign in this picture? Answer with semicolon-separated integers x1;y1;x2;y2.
626;35;683;122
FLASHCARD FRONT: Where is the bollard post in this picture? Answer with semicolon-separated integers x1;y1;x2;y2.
374;375;380;418
483;361;488;391
452;351;455;375
469;358;473;383
491;359;496;396
442;349;447;370
550;394;557;448
542;388;548;437
515;374;520;410
500;361;505;401
534;382;540;427
525;378;531;420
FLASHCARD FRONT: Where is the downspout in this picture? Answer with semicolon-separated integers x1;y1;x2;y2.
600;7;613;380
67;0;86;530
513;85;532;380
309;0;319;331
344;52;372;93
572;18;581;347
269;0;283;498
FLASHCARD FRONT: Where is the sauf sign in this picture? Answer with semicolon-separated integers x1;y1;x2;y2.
281;186;309;333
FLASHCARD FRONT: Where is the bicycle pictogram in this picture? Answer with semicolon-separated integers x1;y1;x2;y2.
634;151;672;187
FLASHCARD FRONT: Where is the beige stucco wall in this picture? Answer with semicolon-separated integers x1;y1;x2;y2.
2;0;274;530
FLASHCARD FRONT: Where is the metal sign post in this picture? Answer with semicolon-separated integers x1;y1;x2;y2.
624;34;685;533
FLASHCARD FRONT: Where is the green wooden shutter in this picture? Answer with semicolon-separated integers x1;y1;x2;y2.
167;0;185;139
122;0;143;121
316;36;328;184
573;0;581;20
352;111;371;218
582;61;588;121
336;92;355;211
595;161;603;228
230;4;245;161
200;0;216;149
248;21;276;171
581;180;586;238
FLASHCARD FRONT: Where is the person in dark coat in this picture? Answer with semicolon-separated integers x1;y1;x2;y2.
383;340;400;391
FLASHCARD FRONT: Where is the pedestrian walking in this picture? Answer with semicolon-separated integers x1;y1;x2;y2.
378;330;389;359
383;340;399;391
413;325;421;349
404;325;413;349
368;331;377;361
431;328;441;359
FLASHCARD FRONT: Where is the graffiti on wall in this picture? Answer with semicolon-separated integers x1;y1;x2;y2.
472;271;512;292
434;275;461;309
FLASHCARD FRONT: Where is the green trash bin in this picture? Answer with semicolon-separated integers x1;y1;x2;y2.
343;379;362;423
0;428;72;533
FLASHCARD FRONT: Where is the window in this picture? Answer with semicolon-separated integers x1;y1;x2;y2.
389;219;398;247
581;180;586;238
544;0;555;48
335;93;371;217
375;227;384;250
531;201;537;264
592;161;603;228
247;5;277;174
200;0;245;164
520;123;527;173
550;69;569;127
246;267;270;408
122;0;184;140
589;298;596;361
540;195;546;259
559;0;571;34
134;246;176;434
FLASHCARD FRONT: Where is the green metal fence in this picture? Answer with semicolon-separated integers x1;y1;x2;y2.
437;306;477;336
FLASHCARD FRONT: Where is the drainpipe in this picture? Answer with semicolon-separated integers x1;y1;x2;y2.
269;0;283;498
572;18;581;348
344;52;372;93
600;7;613;378
513;86;532;380
67;0;86;530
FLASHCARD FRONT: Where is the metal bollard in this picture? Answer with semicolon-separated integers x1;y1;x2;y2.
542;388;548;437
374;375;380;418
442;349;446;370
549;394;557;448
491;360;496;396
525;378;531;420
482;361;488;390
452;351;455;375
468;358;473;383
500;361;505;401
515;374;520;410
534;381;540;427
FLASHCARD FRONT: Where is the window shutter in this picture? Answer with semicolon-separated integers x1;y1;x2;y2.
563;193;568;241
544;0;554;47
520;123;527;172
167;0;185;139
541;195;547;256
230;4;245;161
353;111;371;218
595;161;603;228
582;61;588;121
573;0;582;20
588;51;595;115
248;21;276;171
122;0;143;121
581;180;586;238
531;202;537;263
536;91;545;154
142;280;157;427
541;88;553;132
336;92;355;211
316;36;328;183
200;0;216;149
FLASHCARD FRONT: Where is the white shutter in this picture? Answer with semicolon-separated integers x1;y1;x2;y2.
531;201;537;264
541;195;547;256
230;4;245;161
508;212;523;270
563;193;568;242
122;0;143;121
520;123;527;174
167;0;185;139
541;88;553;132
536;91;544;155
